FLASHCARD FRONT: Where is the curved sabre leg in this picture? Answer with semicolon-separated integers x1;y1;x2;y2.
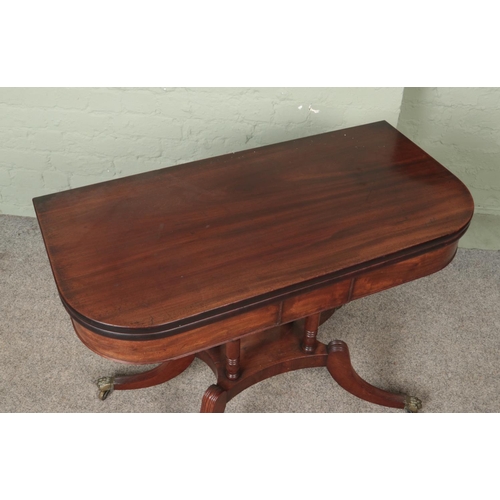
326;340;422;412
97;354;195;400
200;385;228;413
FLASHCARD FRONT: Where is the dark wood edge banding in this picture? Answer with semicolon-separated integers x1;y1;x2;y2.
71;239;460;364
65;220;470;342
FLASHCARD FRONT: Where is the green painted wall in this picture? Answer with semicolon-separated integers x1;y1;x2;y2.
0;87;403;217
2;87;498;250
398;87;500;216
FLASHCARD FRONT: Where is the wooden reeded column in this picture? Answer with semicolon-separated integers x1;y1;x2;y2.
302;313;320;354
225;339;241;380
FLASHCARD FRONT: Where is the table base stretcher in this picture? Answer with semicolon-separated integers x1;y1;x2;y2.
95;309;422;413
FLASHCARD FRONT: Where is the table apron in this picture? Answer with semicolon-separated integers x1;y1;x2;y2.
71;240;458;365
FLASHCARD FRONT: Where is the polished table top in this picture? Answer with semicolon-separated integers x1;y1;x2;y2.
33;121;474;342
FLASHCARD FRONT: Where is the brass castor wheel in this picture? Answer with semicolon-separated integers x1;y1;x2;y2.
97;376;114;401
404;396;422;413
99;389;111;401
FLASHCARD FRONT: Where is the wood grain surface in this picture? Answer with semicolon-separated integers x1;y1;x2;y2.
34;121;474;341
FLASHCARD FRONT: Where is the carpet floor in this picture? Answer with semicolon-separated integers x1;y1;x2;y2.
1;214;499;413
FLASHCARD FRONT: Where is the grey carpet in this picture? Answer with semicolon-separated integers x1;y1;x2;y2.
1;214;499;413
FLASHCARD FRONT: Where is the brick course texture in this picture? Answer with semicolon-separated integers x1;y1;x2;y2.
0;87;403;216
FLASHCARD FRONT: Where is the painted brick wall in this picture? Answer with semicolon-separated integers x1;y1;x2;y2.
398;87;500;216
0;87;403;216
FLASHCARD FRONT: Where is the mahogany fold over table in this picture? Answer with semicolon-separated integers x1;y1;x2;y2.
33;121;474;412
